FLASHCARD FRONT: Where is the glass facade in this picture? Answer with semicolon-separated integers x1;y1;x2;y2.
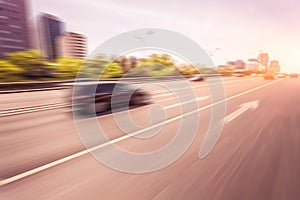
0;0;29;57
39;14;64;60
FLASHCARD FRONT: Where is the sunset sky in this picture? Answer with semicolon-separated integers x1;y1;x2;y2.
30;0;300;72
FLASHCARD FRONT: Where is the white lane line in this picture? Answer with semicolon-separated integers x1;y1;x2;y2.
164;96;210;109
0;103;70;117
152;93;173;98
150;77;261;94
155;93;195;103
0;79;281;187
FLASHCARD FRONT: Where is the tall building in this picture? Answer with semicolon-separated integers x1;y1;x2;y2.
257;51;269;70
0;0;30;57
57;32;87;59
246;59;264;72
270;60;280;73
37;13;65;60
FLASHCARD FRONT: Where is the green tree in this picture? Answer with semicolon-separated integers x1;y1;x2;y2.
54;57;84;79
102;62;123;78
149;53;174;68
6;50;45;71
79;54;111;79
0;60;24;82
127;53;176;77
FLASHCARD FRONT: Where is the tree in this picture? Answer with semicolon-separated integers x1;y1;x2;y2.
4;49;50;80
102;62;123;78
79;54;111;79
5;50;45;71
0;60;24;82
125;53;176;77
54;57;84;79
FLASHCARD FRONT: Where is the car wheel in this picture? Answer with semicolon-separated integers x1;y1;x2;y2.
131;94;146;105
87;102;109;114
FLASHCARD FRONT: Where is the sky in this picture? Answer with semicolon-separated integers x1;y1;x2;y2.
29;0;300;72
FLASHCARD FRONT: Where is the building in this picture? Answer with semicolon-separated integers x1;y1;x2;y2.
269;60;280;73
57;32;87;59
246;59;264;72
0;0;30;57
227;60;245;70
234;60;245;69
36;13;65;60
257;51;269;70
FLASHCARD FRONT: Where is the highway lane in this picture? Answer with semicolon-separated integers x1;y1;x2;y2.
0;89;68;111
0;76;257;112
0;77;264;179
2;77;299;200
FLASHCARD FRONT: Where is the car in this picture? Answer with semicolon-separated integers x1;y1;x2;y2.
189;74;204;81
277;73;286;78
232;73;244;77
73;82;151;114
290;73;298;78
263;73;275;80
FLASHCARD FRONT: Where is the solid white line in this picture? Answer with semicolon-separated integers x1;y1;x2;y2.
164;96;210;109
0;79;281;187
152;93;173;98
0;103;70;117
150;77;261;94
155;93;194;103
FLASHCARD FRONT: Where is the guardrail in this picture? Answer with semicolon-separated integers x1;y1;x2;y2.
0;74;221;94
0;80;74;94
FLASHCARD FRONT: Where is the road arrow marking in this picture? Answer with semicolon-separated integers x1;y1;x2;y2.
225;100;259;124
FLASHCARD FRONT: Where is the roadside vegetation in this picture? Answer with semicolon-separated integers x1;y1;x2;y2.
0;49;219;82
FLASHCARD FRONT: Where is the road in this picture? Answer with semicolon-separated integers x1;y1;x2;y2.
1;76;300;200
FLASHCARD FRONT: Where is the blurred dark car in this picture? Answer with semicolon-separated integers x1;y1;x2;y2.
290;73;298;78
189;74;204;81
263;73;275;80
73;82;151;114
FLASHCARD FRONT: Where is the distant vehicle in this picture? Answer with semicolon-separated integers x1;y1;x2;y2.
232;73;244;77
189;74;204;81
263;73;275;80
232;69;245;77
277;73;286;78
73;83;151;114
290;73;298;78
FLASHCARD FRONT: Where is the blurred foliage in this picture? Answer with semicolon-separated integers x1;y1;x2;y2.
53;57;84;79
0;60;24;82
79;54;109;79
102;62;124;78
125;54;177;77
6;50;44;71
0;50;221;82
0;50;84;82
217;67;234;76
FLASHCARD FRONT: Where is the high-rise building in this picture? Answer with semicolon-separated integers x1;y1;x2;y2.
270;60;280;73
257;51;269;70
246;59;264;72
36;13;65;60
0;0;30;57
57;32;87;59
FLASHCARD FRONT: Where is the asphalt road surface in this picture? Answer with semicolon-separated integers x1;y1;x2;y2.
1;76;300;200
